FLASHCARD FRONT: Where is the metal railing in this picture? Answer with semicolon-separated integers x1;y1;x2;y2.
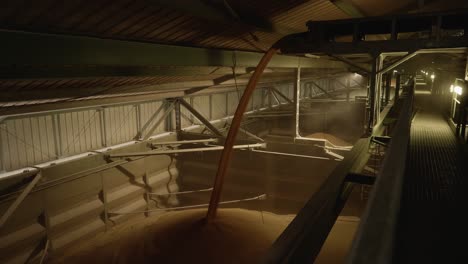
0;76;357;172
0;86;293;172
265;83;414;264
347;84;414;263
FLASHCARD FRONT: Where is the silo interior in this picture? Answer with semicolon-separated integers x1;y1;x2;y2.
1;1;468;264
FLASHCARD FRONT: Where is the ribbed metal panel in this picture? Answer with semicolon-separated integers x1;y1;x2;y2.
58;110;102;157
227;91;240;115
211;93;227;120
253;89;263;110
0;0;350;52
0;116;57;170
139;101;165;135
192;95;211;120
3;86;291;171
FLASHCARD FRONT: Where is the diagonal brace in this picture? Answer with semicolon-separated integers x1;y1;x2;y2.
0;172;42;228
178;98;223;136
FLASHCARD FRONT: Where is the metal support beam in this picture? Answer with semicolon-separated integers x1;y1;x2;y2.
151;138;218;146
136;102;165;139
0;172;42;228
348;86;414;264
394;73;401;102
251;149;330;160
346;78;351;102
109;143;266;158
270;88;282;106
384;72;392;105
144;102;175;140
378;52;415;75
368;56;378;132
238;127;265;142
310;81;335;99
174;99;182;132
346;172;376;185
271;87;294;104
0;30;354;80
294;67;301;137
376;55;384;123
178;98;223;137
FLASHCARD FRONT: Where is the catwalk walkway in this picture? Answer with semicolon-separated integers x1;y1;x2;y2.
394;91;468;263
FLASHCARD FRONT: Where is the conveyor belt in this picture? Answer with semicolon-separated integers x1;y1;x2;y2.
394;92;468;263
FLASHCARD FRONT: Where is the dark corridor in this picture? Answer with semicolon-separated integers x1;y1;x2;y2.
395;90;468;263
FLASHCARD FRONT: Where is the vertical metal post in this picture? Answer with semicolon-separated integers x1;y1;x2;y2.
100;172;109;231
135;104;141;135
461;108;467;139
268;87;273;108
99;108;107;147
209;94;213;120
164;100;173;132
143;160;153;217
225;93;229;116
190;97;195;124
395;73;401;102
174;99;182;132
0;121;5;172
346;77;351;102
42;189;53;251
261;88;266;108
375;55;384;124
368;55;378;133
294;66;301;137
51;114;61;159
385;72;392;105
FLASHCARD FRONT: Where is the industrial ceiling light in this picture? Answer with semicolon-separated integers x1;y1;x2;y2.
454;85;463;95
431;74;435;80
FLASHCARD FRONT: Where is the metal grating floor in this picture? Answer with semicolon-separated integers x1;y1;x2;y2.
394;92;468;263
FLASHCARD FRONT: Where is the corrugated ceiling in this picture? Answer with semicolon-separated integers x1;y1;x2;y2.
0;0;349;52
1;0;465;113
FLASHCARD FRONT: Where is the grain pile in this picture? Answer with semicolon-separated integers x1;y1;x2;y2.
49;209;293;264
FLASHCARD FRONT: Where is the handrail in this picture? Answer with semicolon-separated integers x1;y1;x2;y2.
265;82;414;264
265;137;369;263
347;85;414;263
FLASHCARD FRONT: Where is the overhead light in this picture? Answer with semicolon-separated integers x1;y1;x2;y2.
455;85;463;95
450;85;454;92
393;70;398;73
426;72;428;76
431;74;435;80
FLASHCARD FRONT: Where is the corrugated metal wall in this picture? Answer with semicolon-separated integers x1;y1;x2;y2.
0;85;298;172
